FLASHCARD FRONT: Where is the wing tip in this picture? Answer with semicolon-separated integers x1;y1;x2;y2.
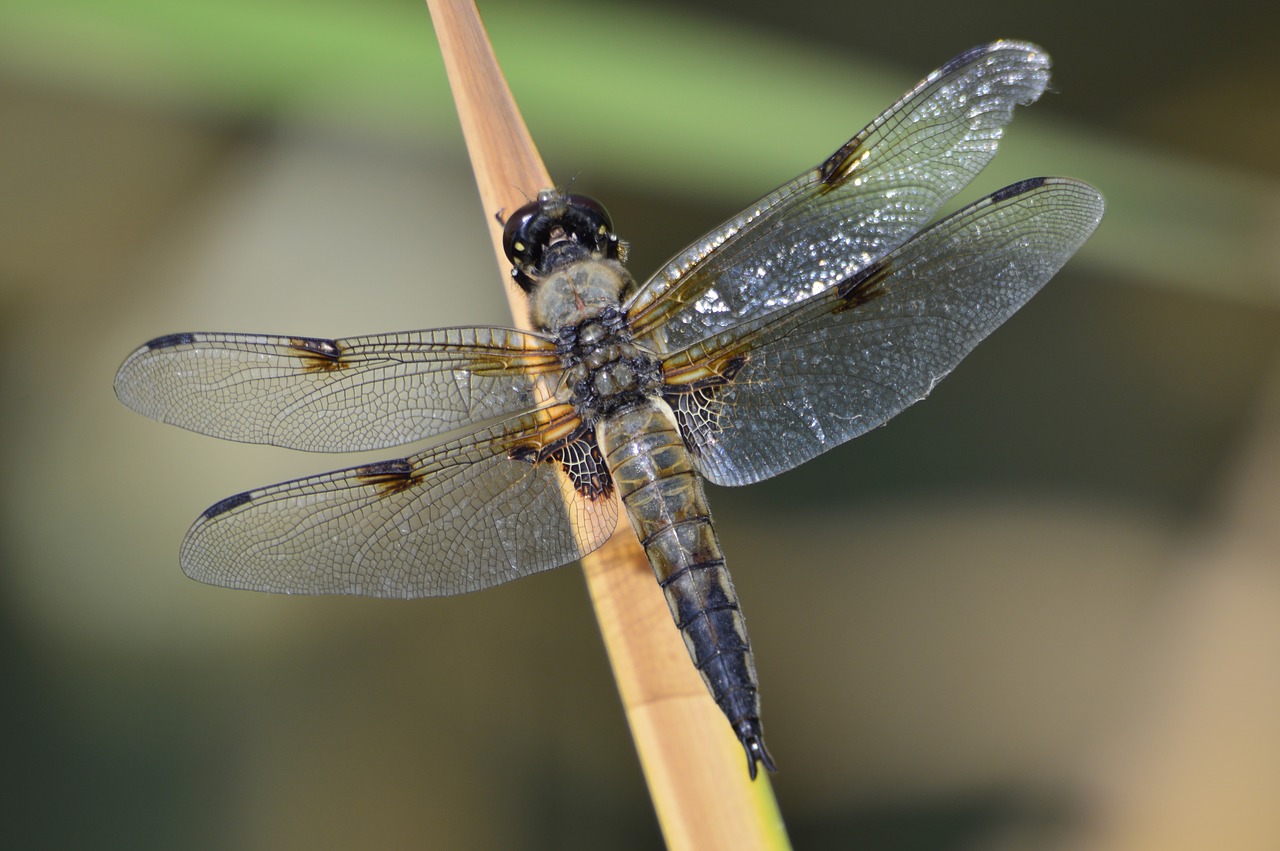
989;176;1049;204
143;332;198;351
990;176;1105;219
115;333;197;404
940;40;1050;78
201;490;255;520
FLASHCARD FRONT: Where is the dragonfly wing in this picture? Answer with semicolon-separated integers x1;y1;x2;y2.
180;408;619;596
628;41;1053;352
660;178;1104;486
114;327;560;452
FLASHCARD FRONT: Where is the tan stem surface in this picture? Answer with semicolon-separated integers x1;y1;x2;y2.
425;2;789;848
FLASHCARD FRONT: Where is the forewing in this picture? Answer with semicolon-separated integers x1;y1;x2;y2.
180;409;619;597
662;178;1104;486
114;328;560;452
627;41;1051;351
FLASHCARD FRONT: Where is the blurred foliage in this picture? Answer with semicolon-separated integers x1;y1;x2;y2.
2;1;1279;850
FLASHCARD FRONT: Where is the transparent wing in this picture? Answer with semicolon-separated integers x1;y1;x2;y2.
662;178;1104;486
627;41;1051;351
114;327;560;453
180;409;619;597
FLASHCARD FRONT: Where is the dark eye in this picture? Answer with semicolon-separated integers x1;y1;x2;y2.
564;194;613;236
502;199;543;268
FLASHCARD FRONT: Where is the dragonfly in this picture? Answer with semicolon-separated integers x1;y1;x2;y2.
115;41;1103;779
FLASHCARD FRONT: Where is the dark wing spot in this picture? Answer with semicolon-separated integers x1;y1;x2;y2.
989;176;1047;204
290;336;345;372
508;445;539;465
356;458;419;497
818;140;865;187
357;458;415;477
507;424;613;501
833;256;893;312
817;131;877;189
145;332;197;350
203;490;255;519
717;355;747;383
553;432;613;501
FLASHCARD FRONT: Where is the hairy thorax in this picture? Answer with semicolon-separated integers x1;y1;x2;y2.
530;259;661;424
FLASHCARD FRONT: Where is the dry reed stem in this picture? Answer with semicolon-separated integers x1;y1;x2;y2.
425;2;788;848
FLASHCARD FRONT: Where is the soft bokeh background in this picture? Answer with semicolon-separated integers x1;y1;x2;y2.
3;1;1278;848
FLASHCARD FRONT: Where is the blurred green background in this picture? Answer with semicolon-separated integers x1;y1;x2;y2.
3;1;1279;848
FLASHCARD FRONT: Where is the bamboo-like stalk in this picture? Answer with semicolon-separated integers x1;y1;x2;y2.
425;2;789;848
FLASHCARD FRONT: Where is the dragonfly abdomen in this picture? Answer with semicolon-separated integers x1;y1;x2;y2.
596;398;775;778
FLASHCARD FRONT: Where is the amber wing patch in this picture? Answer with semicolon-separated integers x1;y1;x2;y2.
507;410;614;502
662;355;747;457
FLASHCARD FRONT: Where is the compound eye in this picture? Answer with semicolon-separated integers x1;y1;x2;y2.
564;194;613;236
502;199;543;267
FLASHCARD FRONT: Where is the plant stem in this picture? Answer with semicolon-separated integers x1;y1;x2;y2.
425;2;790;847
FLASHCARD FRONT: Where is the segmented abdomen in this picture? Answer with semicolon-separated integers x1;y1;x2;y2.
596;397;773;776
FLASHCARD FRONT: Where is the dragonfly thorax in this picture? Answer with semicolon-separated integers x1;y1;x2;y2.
528;257;637;332
554;305;661;423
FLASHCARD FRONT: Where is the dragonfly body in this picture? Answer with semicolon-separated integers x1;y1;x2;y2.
598;396;769;774
115;42;1103;779
516;219;773;772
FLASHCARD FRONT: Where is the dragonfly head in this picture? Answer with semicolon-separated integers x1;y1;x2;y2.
503;190;626;293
